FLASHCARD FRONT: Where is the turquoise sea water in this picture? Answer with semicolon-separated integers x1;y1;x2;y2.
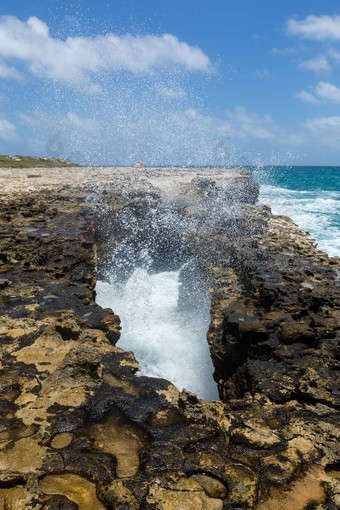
252;167;340;257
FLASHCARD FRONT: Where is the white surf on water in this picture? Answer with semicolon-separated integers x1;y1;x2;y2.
96;267;219;400
259;185;340;257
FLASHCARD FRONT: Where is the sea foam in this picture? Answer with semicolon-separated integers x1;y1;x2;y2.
96;267;219;400
259;184;340;257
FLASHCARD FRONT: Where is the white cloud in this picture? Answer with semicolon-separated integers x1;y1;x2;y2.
296;81;340;104
295;90;320;104
19;112;43;126
328;48;340;61
173;108;234;136
20;110;100;133
315;81;340;102
286;16;340;75
255;68;274;79
226;107;276;140
271;46;301;55
66;112;100;132
225;107;298;143
0;61;22;79
287;15;340;41
298;56;330;73
175;107;301;145
302;115;340;146
15;104;340;162
0;16;213;92
0;119;17;140
155;86;187;99
222;108;340;148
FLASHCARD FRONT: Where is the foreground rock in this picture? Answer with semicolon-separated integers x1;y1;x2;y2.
0;166;339;509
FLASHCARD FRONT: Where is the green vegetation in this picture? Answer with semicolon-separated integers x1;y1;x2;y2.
0;155;81;168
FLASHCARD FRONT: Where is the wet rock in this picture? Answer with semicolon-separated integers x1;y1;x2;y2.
97;480;139;509
261;452;297;483
279;322;316;345
184;451;227;480
231;422;282;449
261;437;315;484
0;278;9;289
40;473;106;510
224;464;258;507
41;496;78;510
146;478;223;510
191;474;228;499
0;166;339;509
50;432;74;449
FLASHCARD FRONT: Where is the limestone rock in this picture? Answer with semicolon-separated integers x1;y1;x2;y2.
231;422;282;449
191;474;228;499
0;166;339;509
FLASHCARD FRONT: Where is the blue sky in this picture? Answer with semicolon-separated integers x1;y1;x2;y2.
1;0;340;165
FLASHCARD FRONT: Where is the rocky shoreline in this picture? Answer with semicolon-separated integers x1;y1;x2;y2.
0;166;339;509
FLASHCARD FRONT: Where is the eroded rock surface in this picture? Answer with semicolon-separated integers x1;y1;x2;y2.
0;166;339;509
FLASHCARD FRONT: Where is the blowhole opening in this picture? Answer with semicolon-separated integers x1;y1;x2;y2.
94;203;219;400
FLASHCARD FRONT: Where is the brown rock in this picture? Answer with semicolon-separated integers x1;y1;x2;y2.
231;423;281;449
191;474;228;499
97;480;139;509
279;323;316;345
0;166;339;509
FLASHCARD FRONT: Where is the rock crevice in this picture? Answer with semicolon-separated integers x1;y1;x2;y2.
0;166;339;509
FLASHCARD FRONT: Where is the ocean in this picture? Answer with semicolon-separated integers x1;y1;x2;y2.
253;166;340;258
